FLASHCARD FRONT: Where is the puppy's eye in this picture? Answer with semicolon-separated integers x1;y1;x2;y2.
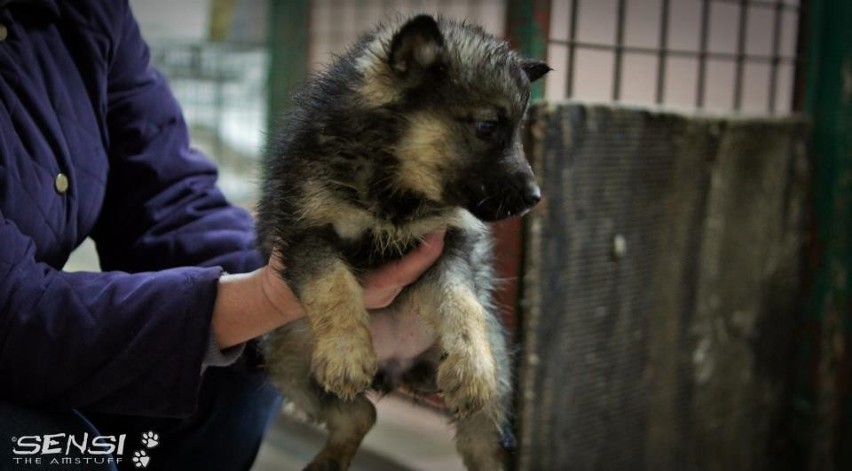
475;120;498;140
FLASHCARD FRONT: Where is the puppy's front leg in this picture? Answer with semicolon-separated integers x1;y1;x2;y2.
296;258;377;399
413;278;497;416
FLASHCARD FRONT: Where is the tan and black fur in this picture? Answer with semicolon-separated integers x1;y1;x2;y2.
257;15;548;471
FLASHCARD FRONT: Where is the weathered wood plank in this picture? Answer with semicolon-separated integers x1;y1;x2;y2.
518;103;808;471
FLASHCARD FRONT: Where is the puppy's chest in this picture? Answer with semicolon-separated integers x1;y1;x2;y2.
327;207;461;269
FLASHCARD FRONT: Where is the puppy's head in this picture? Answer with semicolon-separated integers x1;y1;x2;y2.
356;15;549;222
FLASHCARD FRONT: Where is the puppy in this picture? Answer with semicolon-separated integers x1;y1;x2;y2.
257;14;548;470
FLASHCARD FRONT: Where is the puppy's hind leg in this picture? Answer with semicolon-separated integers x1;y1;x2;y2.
454;295;513;471
453;346;511;471
304;395;377;471
264;323;376;471
454;405;507;471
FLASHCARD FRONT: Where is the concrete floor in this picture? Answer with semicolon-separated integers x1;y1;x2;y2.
253;395;464;471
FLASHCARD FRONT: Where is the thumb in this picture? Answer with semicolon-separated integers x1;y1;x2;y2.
362;229;446;308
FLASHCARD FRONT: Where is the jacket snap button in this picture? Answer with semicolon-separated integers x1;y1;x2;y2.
55;173;69;194
0;24;7;42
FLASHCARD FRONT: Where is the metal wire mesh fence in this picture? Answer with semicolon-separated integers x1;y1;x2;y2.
306;0;806;115
309;0;506;68
136;0;805;206
136;0;806;207
545;0;803;113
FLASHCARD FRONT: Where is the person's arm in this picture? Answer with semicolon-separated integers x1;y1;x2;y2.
211;231;446;351
0;209;224;417
0;1;255;417
90;2;261;276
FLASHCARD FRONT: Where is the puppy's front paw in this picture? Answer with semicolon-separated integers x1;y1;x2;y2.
437;349;497;417
312;334;378;400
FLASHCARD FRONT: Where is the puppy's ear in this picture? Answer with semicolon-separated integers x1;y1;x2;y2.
521;60;552;83
389;15;445;75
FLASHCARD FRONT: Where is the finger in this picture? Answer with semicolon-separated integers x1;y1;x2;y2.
379;229;446;286
365;286;403;310
421;229;446;250
268;249;285;271
363;231;444;309
403;229;446;271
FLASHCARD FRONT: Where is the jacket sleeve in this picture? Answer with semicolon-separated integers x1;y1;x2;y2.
0;209;224;417
0;2;264;417
91;1;264;275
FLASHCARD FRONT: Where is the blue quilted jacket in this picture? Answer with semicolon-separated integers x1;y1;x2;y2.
0;0;264;416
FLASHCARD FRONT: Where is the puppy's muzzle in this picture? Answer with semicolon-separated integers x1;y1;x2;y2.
466;177;542;222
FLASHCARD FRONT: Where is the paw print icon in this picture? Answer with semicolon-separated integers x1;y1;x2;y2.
132;450;150;468
141;431;159;449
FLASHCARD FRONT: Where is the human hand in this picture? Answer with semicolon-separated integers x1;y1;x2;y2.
262;229;445;312
213;230;446;350
362;229;446;308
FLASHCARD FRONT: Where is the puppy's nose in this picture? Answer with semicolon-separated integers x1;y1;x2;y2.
523;185;542;206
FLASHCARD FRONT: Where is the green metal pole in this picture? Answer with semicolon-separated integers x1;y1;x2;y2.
504;3;550;470
500;2;551;335
801;0;852;469
265;0;311;156
505;0;551;100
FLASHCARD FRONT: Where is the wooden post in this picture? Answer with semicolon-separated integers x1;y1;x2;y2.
799;0;852;469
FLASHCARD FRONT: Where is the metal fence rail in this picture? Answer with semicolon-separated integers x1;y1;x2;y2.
546;0;803;113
